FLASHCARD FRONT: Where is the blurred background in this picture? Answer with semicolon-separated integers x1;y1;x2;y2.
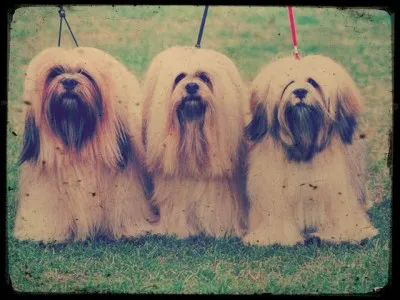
7;6;392;294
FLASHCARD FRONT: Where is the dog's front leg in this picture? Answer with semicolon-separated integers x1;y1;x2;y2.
243;198;304;247
14;167;72;243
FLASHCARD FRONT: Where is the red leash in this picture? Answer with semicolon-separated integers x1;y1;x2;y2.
287;6;300;60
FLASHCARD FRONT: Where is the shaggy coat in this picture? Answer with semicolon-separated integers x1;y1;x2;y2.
142;46;248;238
244;55;378;246
14;47;158;243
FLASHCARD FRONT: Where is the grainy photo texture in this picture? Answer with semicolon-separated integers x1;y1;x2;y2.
6;5;391;294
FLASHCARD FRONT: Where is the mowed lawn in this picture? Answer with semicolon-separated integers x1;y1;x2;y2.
7;6;392;294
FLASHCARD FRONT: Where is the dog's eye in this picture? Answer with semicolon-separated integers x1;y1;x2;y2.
281;80;295;99
307;78;319;89
174;73;186;85
198;72;211;85
79;69;94;81
47;67;63;81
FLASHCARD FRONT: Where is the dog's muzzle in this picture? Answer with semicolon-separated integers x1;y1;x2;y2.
50;92;83;114
177;95;206;122
48;92;98;149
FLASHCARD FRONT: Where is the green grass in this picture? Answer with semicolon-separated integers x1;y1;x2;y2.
7;6;392;294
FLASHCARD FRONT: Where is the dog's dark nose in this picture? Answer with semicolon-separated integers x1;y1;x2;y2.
185;82;199;94
62;78;77;90
293;88;308;100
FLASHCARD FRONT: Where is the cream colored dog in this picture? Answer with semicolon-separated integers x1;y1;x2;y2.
14;47;158;243
142;46;248;238
244;54;378;246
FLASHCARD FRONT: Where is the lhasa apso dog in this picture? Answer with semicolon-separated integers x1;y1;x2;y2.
244;55;378;246
142;46;248;238
14;47;158;243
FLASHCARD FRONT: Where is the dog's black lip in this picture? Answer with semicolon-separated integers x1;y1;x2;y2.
288;101;311;109
178;95;206;111
60;92;78;100
294;102;307;107
181;95;203;103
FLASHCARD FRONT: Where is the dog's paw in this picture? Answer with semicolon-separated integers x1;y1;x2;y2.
13;228;70;244
304;235;322;246
311;225;378;244
243;230;303;247
170;228;191;239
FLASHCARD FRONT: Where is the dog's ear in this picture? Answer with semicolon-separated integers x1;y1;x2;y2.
244;91;268;141
142;119;147;149
316;122;335;152
116;122;133;169
19;111;40;165
245;104;268;141
332;63;363;145
142;170;154;199
335;102;357;144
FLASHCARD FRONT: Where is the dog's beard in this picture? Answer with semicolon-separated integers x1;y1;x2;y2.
47;92;102;150
175;95;208;173
179;120;208;170
274;102;326;162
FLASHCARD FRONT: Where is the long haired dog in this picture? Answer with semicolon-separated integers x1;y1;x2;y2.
244;55;378;246
142;46;248;238
14;47;158;243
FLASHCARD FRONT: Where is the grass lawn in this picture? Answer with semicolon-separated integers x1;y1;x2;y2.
6;5;392;294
